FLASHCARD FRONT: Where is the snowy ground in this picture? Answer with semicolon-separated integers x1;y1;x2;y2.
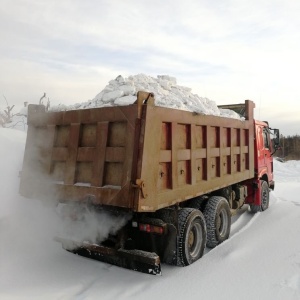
1;127;300;300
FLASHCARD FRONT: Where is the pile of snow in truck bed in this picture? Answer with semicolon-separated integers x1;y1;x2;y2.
51;74;242;119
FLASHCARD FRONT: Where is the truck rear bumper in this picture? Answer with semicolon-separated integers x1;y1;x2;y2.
54;237;161;275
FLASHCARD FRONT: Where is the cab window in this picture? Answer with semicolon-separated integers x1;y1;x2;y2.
263;128;270;149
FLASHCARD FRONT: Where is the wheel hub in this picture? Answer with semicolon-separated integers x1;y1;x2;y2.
188;230;195;249
217;210;228;237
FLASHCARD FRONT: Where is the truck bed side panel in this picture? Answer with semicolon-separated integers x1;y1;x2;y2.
136;103;254;211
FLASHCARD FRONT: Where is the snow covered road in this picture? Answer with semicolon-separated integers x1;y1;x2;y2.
1;128;300;300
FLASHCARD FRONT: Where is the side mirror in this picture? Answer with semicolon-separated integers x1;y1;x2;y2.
270;128;280;154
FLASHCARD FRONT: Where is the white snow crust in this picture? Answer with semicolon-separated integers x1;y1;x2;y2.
1;128;300;300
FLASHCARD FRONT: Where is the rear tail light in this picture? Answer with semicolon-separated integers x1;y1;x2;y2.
138;223;164;234
139;224;151;232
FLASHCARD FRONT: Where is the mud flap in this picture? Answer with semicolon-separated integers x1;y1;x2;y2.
55;238;161;275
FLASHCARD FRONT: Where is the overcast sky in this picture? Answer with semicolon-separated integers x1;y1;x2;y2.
0;0;299;135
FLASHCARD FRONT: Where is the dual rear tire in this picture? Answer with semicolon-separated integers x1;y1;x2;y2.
204;196;231;248
177;196;231;266
177;208;206;266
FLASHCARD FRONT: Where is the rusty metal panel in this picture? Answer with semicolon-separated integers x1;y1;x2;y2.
20;99;255;212
20;104;138;209
64;123;80;184
91;122;108;187
137;101;255;212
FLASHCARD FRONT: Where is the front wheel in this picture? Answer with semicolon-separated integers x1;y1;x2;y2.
177;208;207;266
250;180;270;213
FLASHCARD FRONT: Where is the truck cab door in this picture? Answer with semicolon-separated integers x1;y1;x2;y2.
262;127;274;182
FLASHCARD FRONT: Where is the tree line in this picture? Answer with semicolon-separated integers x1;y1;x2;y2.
276;135;300;160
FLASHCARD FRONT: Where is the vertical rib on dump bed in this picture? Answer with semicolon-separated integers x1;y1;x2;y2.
20;104;139;209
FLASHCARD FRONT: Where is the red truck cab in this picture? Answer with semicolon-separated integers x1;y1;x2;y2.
245;120;280;210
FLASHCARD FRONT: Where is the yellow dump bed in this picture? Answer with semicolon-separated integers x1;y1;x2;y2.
20;92;255;212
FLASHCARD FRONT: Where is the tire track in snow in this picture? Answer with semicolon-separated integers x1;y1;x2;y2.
281;274;300;294
229;193;281;240
204;205;259;255
219;192;284;248
205;197;279;254
229;206;259;239
276;196;300;207
66;278;98;300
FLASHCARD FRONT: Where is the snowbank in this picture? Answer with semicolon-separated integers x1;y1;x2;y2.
1;128;300;300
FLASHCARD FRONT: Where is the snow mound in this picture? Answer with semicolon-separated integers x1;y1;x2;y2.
51;74;242;119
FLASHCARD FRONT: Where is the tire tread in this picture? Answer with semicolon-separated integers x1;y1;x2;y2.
204;196;231;248
177;208;206;266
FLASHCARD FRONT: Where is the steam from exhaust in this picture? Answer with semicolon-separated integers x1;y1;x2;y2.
56;204;132;249
1;127;132;276
19;141;132;252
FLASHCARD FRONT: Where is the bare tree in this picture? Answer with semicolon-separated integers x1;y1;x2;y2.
0;92;51;128
0;95;16;127
39;92;46;105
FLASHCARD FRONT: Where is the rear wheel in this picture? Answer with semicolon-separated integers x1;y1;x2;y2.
250;180;270;213
177;208;207;266
204;196;231;248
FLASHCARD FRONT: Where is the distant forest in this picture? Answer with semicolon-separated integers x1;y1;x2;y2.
276;135;300;160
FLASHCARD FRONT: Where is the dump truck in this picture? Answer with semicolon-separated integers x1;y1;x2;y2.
19;91;280;275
